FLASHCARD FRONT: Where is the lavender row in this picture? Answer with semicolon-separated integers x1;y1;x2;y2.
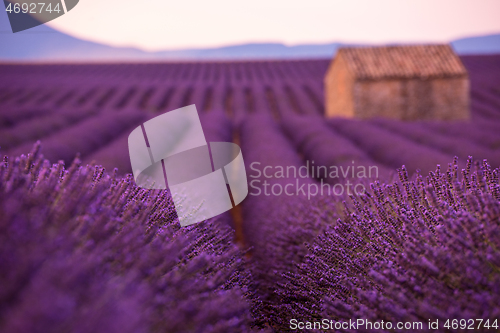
0;108;97;152
239;113;315;246
0;106;52;129
83;107;233;177
238;114;322;323
281;114;394;183
412;118;500;150
328;118;453;176
200;108;233;143
7;110;146;164
370;118;500;168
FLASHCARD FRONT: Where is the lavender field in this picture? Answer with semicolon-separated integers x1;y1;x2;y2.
1;55;500;332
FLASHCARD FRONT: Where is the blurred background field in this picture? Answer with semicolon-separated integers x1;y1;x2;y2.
1;54;499;176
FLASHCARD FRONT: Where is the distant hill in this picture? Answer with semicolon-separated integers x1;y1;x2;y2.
0;10;151;61
1;9;499;62
451;34;500;55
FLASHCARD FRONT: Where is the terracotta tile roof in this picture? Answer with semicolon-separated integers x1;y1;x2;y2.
338;44;468;80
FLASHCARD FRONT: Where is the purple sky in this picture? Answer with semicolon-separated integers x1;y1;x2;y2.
46;0;500;51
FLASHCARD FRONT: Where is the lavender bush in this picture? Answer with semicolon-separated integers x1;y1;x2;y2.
271;157;500;332
0;144;263;333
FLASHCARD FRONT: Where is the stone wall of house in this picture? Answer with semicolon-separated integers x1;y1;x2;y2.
350;76;469;120
324;55;355;118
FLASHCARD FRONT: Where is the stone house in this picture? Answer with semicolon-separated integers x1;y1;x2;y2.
324;44;469;120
